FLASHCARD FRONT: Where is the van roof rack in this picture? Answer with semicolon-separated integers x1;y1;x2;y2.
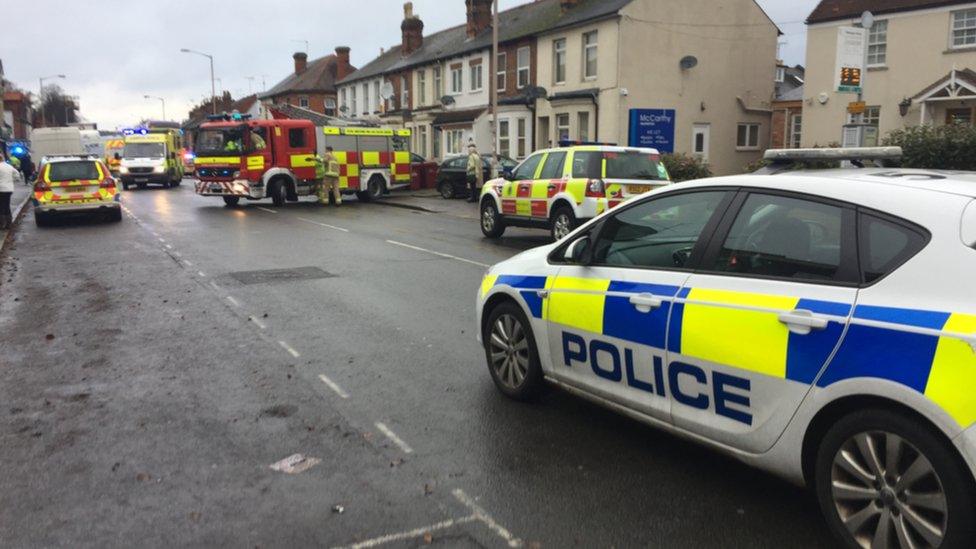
756;147;902;174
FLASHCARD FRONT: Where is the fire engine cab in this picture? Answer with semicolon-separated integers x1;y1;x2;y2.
193;115;412;207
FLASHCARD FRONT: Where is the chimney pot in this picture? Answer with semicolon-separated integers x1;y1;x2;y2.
401;2;424;55
335;46;352;80
466;0;492;39
293;52;308;74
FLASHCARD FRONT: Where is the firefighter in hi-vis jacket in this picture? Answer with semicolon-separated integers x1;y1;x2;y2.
320;146;341;206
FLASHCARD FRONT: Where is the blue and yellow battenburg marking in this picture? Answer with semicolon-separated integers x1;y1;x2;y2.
481;274;976;428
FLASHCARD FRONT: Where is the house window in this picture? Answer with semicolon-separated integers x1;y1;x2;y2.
351;87;357;117
849;106;880;126
790;114;802;148
416;125;429;157
373;81;381;112
417;70;426;106
946;108;973;125
517;118;528;159
470;62;483;92
445;129;465;155
496;52;507;92
867;20;887;66
736;123;760;149
517;47;531;89
952;9;976;48
556;113;570;142
499;120;511;158
340;89;347;113
325;97;337;116
362;83;370;114
401;76;409;108
775;66;785;83
578;112;590;142
299;96;309;108
553;38;567;84
583;31;598;79
693;124;710;160
450;66;463;94
433;66;442;98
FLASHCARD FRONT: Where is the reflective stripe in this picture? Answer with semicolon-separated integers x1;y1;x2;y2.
246;156;265;170
480;274;499;299
546;277;610;334
290;154;316;168
362;151;381;165
196;157;240;165
926;313;976;427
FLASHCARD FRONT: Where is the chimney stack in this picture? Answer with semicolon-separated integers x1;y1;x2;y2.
560;0;582;12
335;46;352;80
401;2;424;55
293;52;308;74
465;0;492;39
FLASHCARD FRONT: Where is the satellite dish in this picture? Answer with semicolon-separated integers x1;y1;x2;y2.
440;95;456;108
679;56;698;70
860;10;874;29
381;82;395;100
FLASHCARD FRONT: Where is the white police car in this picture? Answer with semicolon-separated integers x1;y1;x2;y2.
476;148;976;548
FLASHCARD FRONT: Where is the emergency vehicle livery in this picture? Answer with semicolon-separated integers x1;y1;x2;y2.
33;156;122;226
479;144;671;241
119;128;184;189
476;150;976;548
193;116;412;207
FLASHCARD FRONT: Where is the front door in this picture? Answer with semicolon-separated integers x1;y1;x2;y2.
669;191;858;453
545;190;732;422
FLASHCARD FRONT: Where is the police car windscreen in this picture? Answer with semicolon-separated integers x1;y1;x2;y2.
124;142;165;159
47;161;100;182
572;151;664;180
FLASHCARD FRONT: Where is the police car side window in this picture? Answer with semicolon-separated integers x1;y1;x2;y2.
513;154;543;180
711;194;844;282
591;191;727;269
860;213;928;284
539;152;567;180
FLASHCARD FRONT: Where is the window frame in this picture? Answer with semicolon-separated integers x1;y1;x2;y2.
516;118;528;159
498;119;511;158
582;30;598;80
736;123;761;150
517;46;531;89
951;8;976;49
577;111;590;142
417;70;426;106
697;189;862;287
553;38;567;85
496;52;507;92
433;66;443;98
362;83;370;115
299;95;309;108
555;113;570;143
790;113;803;148
470;62;483;93
400;76;409;108
548;187;737;269
867;20;888;67
450;66;463;94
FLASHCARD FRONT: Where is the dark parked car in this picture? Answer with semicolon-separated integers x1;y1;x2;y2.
436;154;518;199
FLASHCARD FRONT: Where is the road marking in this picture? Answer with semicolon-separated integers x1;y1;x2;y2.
198;271;207;277
208;281;220;291
158;237;166;243
165;244;173;250
278;340;301;358
226;296;241;308
318;374;349;399
297;217;350;233
385;240;489;268
452;489;522;548
336;516;478;549
183;259;194;267
374;422;414;454
257;207;278;214
251;317;267;330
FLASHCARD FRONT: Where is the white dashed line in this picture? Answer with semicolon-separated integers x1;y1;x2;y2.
452;489;522;547
385;240;489;268
297;217;350;233
225;296;241;308
208;280;220;291
338;516;478;549
165;244;173;249
158;237;166;243
278;340;301;358
317;374;349;399
182;259;194;267
257;207;278;214
198;270;207;277
250;317;267;330
374;422;414;454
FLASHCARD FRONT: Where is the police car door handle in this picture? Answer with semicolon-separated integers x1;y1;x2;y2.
536;290;550;299
629;294;662;313
778;310;829;335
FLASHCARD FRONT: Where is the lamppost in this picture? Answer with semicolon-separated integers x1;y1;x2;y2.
38;74;66;127
144;95;166;120
180;48;216;114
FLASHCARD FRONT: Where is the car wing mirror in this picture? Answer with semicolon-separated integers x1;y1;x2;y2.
564;236;593;265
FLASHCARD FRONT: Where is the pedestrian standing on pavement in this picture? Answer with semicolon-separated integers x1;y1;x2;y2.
0;152;18;230
466;143;482;203
320;146;342;206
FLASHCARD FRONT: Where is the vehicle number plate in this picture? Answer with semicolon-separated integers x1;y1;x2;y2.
136;178;149;183
210;184;223;193
627;185;651;194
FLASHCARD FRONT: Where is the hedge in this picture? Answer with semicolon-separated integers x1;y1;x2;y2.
883;124;976;170
661;153;712;182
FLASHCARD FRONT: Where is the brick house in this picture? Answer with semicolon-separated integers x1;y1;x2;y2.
259;48;356;117
770;64;805;149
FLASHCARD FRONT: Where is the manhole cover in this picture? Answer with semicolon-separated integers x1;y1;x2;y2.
228;266;335;285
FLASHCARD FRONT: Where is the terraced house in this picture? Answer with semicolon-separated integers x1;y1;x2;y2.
803;0;976;146
337;0;779;175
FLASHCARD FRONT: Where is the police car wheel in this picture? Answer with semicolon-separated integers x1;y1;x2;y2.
480;200;506;238
815;408;976;549
34;212;49;227
483;302;544;400
550;206;577;241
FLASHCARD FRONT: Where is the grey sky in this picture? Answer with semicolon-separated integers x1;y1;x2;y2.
0;0;819;131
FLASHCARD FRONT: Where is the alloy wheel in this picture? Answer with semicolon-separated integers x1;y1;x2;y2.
553;214;571;240
487;314;530;390
830;430;948;549
482;205;496;233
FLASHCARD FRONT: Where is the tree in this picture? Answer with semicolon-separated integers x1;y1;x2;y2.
34;84;78;127
184;91;236;125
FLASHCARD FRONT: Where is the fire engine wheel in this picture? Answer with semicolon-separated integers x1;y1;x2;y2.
480;199;506;238
269;180;287;207
367;175;385;200
223;196;240;207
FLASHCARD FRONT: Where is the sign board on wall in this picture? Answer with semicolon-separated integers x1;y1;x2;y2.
628;109;675;152
835;26;867;94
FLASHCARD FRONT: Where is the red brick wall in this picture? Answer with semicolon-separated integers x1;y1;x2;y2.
770;100;802;149
494;39;537;99
269;93;338;115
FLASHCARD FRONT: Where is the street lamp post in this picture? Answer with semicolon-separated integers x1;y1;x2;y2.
180;48;216;114
38;74;66;128
144;95;166;120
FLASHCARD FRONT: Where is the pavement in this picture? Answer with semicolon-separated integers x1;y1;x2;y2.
0;182;833;548
0;182;33;253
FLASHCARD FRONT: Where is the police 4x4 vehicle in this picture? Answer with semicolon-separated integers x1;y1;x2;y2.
477;148;976;549
33;156;122;226
479;143;670;241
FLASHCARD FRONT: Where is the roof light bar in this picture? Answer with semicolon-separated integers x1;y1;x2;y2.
763;147;902;162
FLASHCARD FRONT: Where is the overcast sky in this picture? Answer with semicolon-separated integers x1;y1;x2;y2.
0;0;818;131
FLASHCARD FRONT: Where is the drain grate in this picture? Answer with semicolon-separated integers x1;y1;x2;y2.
227;266;335;285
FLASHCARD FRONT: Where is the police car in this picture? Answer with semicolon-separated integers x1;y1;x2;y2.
479;143;671;241
33;156;122;226
476;148;976;548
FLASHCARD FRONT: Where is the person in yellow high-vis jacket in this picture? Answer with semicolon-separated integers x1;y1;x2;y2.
319;146;341;206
